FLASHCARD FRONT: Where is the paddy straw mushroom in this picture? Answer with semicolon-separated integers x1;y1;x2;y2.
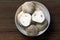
22;2;35;14
36;19;48;31
26;25;38;36
17;2;35;27
26;19;48;36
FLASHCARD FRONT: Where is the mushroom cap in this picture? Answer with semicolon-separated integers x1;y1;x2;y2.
26;25;38;36
36;19;48;31
22;2;35;14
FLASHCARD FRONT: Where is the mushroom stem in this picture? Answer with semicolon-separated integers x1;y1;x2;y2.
32;10;45;23
17;11;31;27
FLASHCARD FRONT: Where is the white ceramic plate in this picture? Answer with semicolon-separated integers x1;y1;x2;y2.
15;1;50;36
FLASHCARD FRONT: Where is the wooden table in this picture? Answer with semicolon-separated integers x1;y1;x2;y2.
0;0;60;40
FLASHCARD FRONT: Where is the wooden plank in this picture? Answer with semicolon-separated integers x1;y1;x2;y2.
0;0;60;40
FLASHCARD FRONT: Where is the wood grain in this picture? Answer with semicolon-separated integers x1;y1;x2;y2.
0;0;60;40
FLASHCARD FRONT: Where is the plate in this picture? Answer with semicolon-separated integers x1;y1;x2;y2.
15;1;50;36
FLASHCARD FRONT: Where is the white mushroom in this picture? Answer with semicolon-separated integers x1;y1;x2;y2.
32;10;45;23
22;2;35;13
17;11;31;27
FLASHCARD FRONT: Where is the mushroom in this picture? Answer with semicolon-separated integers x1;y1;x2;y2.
26;19;48;36
36;19;48;31
22;2;35;14
32;10;45;23
17;11;31;27
26;25;38;36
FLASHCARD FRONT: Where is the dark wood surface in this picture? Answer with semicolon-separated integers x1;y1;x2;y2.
0;0;60;40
